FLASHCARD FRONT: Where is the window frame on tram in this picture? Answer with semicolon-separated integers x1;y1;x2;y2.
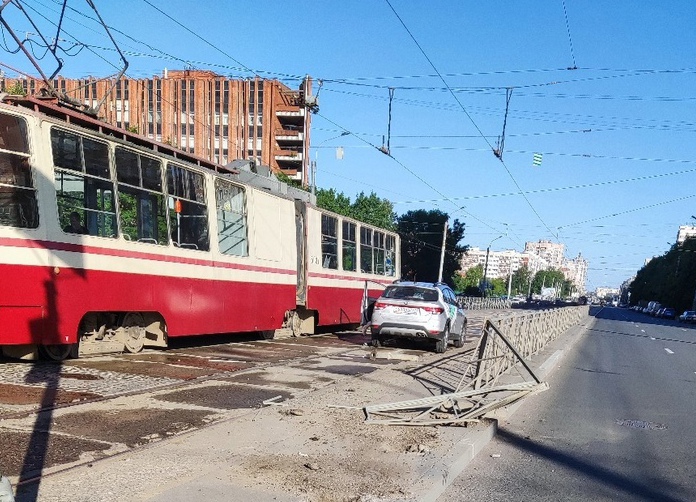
214;177;248;256
342;220;356;272
51;127;117;237
114;146;168;245
166;161;210;251
321;213;338;269
0;112;38;229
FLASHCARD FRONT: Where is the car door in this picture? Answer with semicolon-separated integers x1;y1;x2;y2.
442;287;463;334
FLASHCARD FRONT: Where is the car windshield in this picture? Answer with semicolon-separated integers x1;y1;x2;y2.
383;286;438;302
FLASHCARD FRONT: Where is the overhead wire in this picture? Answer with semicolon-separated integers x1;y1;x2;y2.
6;2;684;286
558;193;696;230
382;0;558;240
391;165;696;204
561;0;578;69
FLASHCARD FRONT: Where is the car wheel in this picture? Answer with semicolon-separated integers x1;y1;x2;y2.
453;322;466;348
435;325;449;353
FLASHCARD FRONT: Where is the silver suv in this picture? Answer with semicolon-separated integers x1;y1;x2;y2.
370;281;467;353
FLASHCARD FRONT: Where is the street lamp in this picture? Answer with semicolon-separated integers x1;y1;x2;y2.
482;233;504;298
311;131;349;195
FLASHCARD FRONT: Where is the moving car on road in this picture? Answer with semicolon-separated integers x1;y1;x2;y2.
370;281;467;353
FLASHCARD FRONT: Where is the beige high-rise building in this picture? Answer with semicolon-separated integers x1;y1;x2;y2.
460;241;587;293
1;70;313;183
524;240;565;269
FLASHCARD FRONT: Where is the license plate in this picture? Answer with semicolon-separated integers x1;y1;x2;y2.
393;306;417;315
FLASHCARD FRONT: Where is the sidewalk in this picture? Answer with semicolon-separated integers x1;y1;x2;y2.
13;314;594;502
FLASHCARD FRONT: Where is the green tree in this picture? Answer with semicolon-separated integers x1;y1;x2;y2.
4;81;26;96
630;238;696;312
350;191;396;230
490;278;507;297
511;265;532;297
316;187;351;215
459;263;484;289
453;264;484;295
276;171;306;191
531;268;566;295
397;209;467;287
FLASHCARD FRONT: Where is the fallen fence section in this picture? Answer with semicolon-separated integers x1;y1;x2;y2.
364;306;588;426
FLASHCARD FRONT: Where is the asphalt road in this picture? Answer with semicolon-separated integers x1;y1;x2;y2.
439;306;696;502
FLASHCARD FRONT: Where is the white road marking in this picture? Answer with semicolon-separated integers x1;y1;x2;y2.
650;337;656;340
664;348;674;354
641;329;645;333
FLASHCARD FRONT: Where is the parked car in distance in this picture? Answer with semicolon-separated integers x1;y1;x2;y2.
370;281;467;353
645;301;662;315
678;310;696;323
660;307;676;319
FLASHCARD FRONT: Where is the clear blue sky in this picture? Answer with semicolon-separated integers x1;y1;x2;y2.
3;1;695;291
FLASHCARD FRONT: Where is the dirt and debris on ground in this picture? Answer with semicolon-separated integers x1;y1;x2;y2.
217;360;465;502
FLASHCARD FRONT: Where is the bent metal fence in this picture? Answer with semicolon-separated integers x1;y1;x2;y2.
364;306;589;426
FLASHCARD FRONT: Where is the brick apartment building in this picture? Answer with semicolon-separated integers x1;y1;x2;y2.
1;70;313;182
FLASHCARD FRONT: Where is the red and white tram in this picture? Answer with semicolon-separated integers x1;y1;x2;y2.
0;95;399;360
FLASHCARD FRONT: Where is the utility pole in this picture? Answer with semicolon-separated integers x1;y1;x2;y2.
482;234;504;298
437;219;448;282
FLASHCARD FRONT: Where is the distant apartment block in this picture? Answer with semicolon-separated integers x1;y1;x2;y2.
1;70;313;182
561;253;589;292
461;241;588;293
461;248;549;279
524;240;565;269
596;287;620;298
676;225;696;245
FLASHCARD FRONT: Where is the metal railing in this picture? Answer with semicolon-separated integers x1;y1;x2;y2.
364;305;589;426
473;306;588;389
458;296;511;310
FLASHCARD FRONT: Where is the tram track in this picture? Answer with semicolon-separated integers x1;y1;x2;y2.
0;311;493;489
0;329;410;482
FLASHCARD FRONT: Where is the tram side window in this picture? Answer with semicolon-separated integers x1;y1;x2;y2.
215;178;247;256
321;214;338;269
115;147;167;245
360;227;373;274
167;163;209;251
342;220;356;271
385;235;396;276
51;128;116;237
374;231;386;275
0;113;38;228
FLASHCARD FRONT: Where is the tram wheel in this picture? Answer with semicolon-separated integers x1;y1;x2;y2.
39;343;77;362
121;312;146;353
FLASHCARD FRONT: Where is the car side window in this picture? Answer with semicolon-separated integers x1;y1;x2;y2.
441;287;455;305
